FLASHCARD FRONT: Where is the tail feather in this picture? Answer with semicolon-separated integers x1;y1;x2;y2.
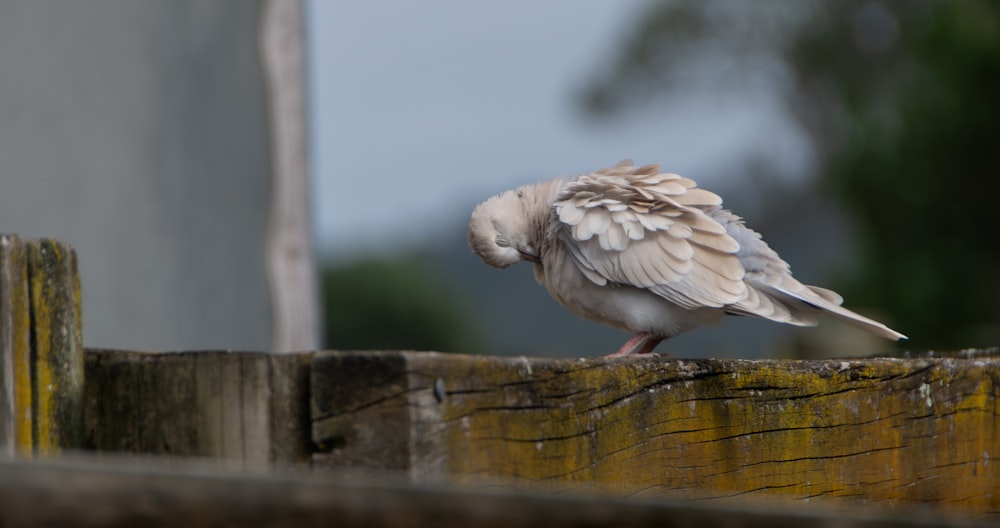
801;291;907;341
806;285;843;305
785;283;906;341
733;280;907;341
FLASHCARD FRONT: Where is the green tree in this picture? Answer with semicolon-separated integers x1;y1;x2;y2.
580;1;1000;348
321;255;483;353
807;2;1000;348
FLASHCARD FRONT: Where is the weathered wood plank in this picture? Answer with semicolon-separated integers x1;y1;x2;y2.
84;349;311;467
310;351;413;472
0;456;974;528
311;351;1000;517
0;234;32;456
242;353;273;466
26;238;83;454
267;351;312;464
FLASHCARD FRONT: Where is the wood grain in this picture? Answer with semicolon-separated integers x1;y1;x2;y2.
0;234;31;455
84;349;311;467
311;351;1000;516
27;239;84;454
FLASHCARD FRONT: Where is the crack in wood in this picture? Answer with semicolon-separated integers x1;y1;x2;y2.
708;444;911;479
685;414;911;446
472;428;599;445
693;482;802;500
312;386;419;422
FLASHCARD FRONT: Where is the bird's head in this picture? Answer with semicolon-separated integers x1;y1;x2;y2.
468;186;543;269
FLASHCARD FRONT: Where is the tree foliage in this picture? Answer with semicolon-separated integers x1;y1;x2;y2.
320;255;483;353
580;1;1000;348
807;3;1000;348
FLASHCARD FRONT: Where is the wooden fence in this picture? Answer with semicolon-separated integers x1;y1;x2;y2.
0;235;83;456
1;234;997;525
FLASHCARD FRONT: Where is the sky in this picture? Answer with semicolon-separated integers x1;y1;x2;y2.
306;0;810;257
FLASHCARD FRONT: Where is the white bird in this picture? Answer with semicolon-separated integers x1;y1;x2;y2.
468;160;906;356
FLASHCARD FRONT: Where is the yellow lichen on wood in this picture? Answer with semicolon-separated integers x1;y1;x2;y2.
0;234;33;455
27;239;83;454
10;240;32;456
311;351;1000;516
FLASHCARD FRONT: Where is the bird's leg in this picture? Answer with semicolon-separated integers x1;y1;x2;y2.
605;332;665;358
634;335;665;355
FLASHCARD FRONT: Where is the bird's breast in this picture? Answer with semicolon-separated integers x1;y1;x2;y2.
537;242;721;337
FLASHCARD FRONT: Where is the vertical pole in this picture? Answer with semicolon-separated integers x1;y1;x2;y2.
0;235;32;456
261;0;321;353
27;239;83;454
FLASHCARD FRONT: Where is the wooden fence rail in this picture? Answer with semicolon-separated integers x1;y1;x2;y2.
84;348;1000;518
2;234;999;522
84;349;311;468
311;350;1000;505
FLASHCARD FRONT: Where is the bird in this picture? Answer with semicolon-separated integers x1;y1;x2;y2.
467;160;906;357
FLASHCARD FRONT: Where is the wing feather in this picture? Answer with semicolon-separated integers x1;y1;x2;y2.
598;221;628;251
807;285;844;305
575;207;610;241
690;229;741;254
553;161;746;310
558;203;585;225
674;188;723;206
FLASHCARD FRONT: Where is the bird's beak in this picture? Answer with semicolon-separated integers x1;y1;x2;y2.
518;249;540;263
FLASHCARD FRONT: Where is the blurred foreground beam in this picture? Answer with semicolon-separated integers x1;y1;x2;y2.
311;351;1000;517
0;456;973;528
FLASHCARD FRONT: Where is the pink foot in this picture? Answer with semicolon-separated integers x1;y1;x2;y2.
605;332;665;358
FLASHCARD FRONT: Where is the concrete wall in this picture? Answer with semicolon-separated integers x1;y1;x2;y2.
0;0;272;350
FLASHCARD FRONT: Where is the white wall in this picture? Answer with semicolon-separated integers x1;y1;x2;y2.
0;1;272;350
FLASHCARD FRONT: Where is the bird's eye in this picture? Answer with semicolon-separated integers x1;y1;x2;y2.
495;235;510;248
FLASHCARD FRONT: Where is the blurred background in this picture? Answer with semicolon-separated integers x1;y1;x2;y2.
314;0;1000;358
1;1;996;358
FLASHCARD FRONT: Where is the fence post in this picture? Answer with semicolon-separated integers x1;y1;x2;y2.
27;238;84;454
0;235;83;456
0;235;32;456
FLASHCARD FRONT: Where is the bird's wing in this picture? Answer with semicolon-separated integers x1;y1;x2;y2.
709;207;906;339
552;161;747;309
704;206;816;325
